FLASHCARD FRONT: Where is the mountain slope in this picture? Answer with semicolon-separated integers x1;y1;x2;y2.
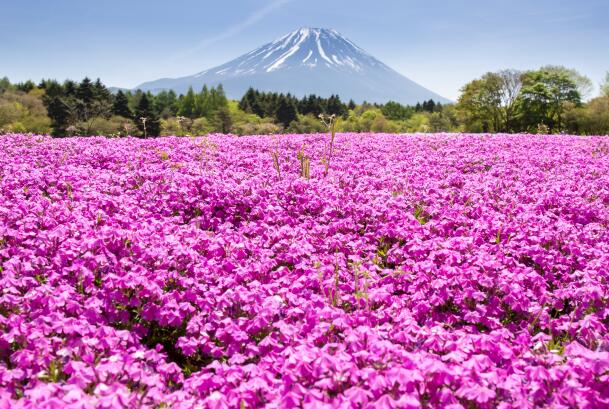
135;28;449;104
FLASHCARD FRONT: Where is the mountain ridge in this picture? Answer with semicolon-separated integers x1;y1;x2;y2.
135;28;450;104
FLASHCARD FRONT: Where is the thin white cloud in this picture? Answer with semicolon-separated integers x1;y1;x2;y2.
545;13;589;24
176;0;291;59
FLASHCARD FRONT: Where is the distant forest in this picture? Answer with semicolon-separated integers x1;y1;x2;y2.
1;65;608;136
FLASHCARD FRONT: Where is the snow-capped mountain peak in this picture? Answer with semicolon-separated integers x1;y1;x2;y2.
136;28;449;105
196;27;387;77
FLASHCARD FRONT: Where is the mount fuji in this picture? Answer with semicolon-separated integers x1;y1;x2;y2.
135;28;449;104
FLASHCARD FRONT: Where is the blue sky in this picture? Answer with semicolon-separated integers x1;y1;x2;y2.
1;0;608;100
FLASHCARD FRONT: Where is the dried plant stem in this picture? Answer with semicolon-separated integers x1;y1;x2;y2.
297;144;310;179
319;114;337;176
271;150;281;180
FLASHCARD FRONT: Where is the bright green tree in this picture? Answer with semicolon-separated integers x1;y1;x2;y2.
601;72;609;97
178;87;197;118
381;101;414;121
212;106;232;133
540;65;593;99
457;70;522;132
517;68;581;132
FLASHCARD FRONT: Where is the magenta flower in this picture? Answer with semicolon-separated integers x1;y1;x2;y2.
0;133;608;408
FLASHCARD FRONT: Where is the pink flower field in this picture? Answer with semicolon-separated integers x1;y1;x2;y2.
1;133;609;408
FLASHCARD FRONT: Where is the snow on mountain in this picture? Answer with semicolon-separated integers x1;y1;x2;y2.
135;28;449;105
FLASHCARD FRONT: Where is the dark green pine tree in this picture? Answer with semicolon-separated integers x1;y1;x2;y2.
347;99;356;110
421;99;436;113
248;90;264;118
113;90;132;118
134;93;160;137
297;95;308;114
239;87;256;112
93;78;112;104
302;94;323;116
42;81;71;137
38;79;50;89
0;77;11;94
315;96;325;116
15;80;36;93
63;80;78;97
239;96;252;113
326;94;346;116
77;77;95;108
275;96;297;128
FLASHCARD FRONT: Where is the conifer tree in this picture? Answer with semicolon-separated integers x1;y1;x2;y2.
326;94;346;116
213;106;232;133
113;90;132;118
63;80;77;97
155;90;178;118
0;77;11;94
196;85;211;117
247;89;264;117
93;78;112;104
42;81;71;136
178;87;197;118
77;77;95;108
239;88;256;113
15;80;36;93
134;93;160;137
275;96;297;127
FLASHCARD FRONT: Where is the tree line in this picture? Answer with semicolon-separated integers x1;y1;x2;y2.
457;66;607;134
238;88;443;127
37;79;233;137
1;65;608;137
